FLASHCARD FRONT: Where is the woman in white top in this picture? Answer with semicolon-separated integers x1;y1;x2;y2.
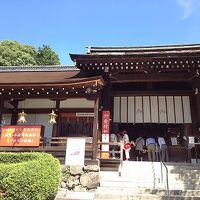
121;130;131;161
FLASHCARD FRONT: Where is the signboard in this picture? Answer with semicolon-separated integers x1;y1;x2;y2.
65;138;86;165
102;111;110;134
101;111;110;159
76;113;94;117
0;125;43;147
171;137;178;146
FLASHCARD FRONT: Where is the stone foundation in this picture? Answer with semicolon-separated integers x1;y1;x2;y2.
61;165;100;192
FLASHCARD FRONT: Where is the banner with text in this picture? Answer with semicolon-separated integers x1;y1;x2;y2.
0;125;43;147
101;111;110;159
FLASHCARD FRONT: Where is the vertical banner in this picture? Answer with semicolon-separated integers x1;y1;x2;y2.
101;111;110;159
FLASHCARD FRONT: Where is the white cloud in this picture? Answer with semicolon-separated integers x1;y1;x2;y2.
176;0;199;19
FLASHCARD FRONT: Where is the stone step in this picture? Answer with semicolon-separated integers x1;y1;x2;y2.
100;170;200;183
121;165;200;172
165;162;200;167
55;189;200;200
96;188;200;196
94;193;200;200
55;190;95;200
100;181;163;188
100;179;200;190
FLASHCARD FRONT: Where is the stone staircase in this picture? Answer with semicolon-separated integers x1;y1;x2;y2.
94;161;200;200
55;161;200;200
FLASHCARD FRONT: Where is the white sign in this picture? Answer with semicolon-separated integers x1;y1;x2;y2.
102;134;109;151
76;113;94;117
171;137;178;146
65;138;86;165
188;136;195;144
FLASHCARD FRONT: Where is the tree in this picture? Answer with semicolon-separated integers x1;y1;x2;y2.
36;45;60;65
0;40;61;66
0;40;37;66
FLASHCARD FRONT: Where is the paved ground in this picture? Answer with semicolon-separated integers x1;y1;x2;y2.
54;188;95;200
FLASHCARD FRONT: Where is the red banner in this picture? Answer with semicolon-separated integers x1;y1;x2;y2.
101;111;110;159
102;111;110;134
0;125;43;147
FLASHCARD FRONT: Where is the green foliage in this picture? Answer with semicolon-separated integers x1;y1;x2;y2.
36;45;60;65
0;152;61;200
0;152;39;164
0;40;60;66
0;40;37;66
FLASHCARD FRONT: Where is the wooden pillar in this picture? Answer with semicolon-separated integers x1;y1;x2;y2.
52;100;60;137
101;76;111;132
102;77;111;110
0;99;3;119
11;100;19;125
92;96;99;159
191;85;200;122
0;99;4;136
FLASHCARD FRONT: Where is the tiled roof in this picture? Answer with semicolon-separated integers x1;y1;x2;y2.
87;44;200;54
70;44;200;62
0;65;79;72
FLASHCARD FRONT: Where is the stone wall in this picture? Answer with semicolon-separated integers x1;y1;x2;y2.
61;165;100;192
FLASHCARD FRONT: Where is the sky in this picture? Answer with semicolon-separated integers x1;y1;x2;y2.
0;0;200;65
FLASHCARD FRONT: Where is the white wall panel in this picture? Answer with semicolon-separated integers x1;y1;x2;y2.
158;96;167;123
166;96;175;123
143;96;150;123
18;99;54;108
60;98;94;108
112;95;191;124
121;97;127;123
135;96;143;123
4;101;14;109
174;96;183;123
182;96;192;123
113;97;120;123
128;97;134;123
150;96;158;123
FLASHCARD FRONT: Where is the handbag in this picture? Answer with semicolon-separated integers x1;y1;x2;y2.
124;143;131;150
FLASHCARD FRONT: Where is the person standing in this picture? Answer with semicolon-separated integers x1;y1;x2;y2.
146;136;156;161
158;136;169;162
135;136;145;161
121;130;131;161
110;132;118;158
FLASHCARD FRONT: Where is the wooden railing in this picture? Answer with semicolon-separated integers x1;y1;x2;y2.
38;137;94;160
97;141;123;175
40;137;68;147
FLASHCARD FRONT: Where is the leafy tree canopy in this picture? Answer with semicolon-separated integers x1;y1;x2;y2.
0;40;37;66
0;40;60;66
36;45;60;65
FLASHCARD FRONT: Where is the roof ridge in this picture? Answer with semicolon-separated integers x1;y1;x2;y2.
0;65;79;72
87;44;200;54
89;43;200;49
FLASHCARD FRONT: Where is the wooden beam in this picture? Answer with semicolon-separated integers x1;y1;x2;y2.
2;108;94;114
111;90;192;96
110;72;195;83
0;93;100;100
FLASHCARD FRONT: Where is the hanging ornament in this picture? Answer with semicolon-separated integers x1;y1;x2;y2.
48;110;58;124
17;110;27;123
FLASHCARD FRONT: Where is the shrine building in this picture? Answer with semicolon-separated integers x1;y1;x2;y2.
0;43;200;162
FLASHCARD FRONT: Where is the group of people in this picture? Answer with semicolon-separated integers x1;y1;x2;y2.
110;130;169;162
